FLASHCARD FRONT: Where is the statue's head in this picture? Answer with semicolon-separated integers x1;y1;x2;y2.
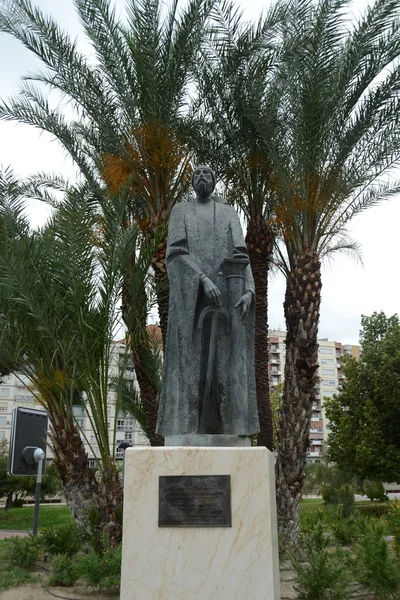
192;165;216;201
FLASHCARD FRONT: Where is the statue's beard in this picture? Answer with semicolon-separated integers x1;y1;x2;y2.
194;179;213;199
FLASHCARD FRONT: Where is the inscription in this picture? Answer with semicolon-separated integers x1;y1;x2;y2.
159;475;231;527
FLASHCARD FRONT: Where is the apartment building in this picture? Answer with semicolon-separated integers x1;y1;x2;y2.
0;341;149;465
268;330;361;463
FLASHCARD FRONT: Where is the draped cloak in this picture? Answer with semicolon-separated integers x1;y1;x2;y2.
156;199;260;437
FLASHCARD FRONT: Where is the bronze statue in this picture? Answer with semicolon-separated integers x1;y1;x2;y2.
156;166;259;442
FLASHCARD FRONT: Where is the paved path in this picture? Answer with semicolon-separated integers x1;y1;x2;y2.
0;530;30;539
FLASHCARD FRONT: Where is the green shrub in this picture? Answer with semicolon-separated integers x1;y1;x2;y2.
79;539;121;592
386;503;400;558
355;522;400;599
41;522;82;557
330;510;367;546
300;508;328;535
339;484;355;517
50;554;80;587
7;535;41;570
321;483;339;504
293;523;352;600
355;503;390;519
362;480;389;502
322;483;355;516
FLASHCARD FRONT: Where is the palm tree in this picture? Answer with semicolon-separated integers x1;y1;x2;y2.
193;1;286;449
256;0;400;546
0;171;141;543
0;0;216;444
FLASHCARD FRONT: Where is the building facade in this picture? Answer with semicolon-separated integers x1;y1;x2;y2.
1;330;360;465
268;330;361;463
0;341;149;465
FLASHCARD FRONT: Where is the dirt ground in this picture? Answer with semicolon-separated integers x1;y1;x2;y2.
0;584;118;600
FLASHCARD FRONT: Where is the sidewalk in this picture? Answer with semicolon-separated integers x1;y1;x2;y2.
0;531;30;539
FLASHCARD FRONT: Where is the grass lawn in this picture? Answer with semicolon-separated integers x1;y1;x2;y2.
0;539;39;590
0;505;72;531
300;498;325;512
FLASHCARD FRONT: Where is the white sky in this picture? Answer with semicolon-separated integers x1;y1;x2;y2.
0;0;398;345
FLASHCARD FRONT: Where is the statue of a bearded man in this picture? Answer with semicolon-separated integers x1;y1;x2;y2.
156;166;259;443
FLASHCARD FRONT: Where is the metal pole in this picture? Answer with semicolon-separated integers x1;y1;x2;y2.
32;448;45;536
117;442;131;489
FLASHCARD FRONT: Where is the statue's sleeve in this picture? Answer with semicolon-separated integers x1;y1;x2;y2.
228;207;255;297
166;204;203;278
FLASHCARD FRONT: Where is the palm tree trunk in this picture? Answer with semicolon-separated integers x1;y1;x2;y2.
152;239;169;353
49;409;123;544
246;215;274;450
131;338;164;446
276;250;321;547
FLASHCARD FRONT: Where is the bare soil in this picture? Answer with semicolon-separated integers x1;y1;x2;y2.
0;584;118;600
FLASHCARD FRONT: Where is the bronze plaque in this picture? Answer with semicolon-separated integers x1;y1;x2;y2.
159;475;231;527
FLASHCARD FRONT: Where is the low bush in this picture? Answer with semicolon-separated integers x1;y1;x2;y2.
79;538;121;592
50;554;80;587
354;522;400;600
362;480;389;502
41;522;82;557
355;503;390;519
331;513;366;546
322;483;355;516
300;508;329;535
293;523;352;600
6;535;41;570
386;502;400;558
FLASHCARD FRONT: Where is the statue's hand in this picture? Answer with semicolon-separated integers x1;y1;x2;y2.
234;291;253;321
202;276;222;307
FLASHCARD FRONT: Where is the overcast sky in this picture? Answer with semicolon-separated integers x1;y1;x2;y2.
0;0;398;345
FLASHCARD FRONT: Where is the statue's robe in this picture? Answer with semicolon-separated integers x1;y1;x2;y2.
156;199;260;437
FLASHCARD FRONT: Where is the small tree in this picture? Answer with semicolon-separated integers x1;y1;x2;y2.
0;439;28;516
326;312;400;483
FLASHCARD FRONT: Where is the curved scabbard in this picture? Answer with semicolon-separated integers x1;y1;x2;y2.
198;305;231;432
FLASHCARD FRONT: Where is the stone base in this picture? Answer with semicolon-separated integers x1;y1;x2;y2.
120;447;280;600
164;434;251;447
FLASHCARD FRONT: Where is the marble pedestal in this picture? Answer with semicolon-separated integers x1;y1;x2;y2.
120;447;280;600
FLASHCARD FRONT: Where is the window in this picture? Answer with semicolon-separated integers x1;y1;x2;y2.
0;402;7;412
321;369;335;376
15;394;33;402
0;431;5;440
0;388;9;397
117;419;133;431
320;358;334;365
0;417;7;426
75;418;85;428
322;391;335;398
90;434;96;443
88;459;97;468
327;381;336;386
125;432;133;442
319;347;333;355
73;405;85;416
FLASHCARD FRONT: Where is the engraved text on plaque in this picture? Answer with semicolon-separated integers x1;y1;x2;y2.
159;475;231;527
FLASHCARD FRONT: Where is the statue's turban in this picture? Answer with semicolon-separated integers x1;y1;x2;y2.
192;165;216;188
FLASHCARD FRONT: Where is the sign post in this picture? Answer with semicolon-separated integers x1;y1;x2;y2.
9;407;48;534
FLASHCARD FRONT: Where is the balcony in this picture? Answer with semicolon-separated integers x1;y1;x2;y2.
308;451;322;457
269;358;280;365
